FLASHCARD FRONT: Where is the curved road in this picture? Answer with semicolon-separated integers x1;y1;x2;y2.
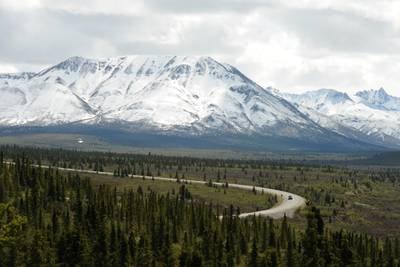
6;162;307;219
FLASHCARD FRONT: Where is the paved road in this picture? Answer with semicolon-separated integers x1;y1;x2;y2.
7;162;307;219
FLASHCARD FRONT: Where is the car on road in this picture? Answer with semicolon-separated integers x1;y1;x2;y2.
288;195;293;200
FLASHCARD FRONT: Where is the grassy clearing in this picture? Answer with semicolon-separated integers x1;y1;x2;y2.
81;172;278;213
277;167;400;237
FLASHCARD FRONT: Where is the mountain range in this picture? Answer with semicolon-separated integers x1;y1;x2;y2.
0;55;398;151
273;88;400;149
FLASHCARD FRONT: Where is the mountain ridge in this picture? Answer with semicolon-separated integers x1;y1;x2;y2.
0;55;396;151
272;87;400;148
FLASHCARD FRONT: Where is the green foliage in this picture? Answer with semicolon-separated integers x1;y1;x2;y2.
0;204;27;247
0;146;399;266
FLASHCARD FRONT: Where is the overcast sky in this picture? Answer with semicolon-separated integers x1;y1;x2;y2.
1;0;399;96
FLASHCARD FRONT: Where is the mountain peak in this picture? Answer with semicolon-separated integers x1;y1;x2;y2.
0;72;36;80
355;88;398;110
356;87;389;98
1;55;398;150
313;88;352;99
1;54;316;133
57;56;88;68
36;55;229;80
378;87;387;93
282;88;353;113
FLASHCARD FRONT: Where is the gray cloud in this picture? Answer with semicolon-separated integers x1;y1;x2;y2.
0;9;159;64
0;8;239;67
0;0;399;96
143;0;272;14
273;7;400;55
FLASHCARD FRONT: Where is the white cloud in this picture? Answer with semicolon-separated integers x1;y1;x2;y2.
0;0;42;10
0;64;18;73
276;0;400;29
0;0;399;96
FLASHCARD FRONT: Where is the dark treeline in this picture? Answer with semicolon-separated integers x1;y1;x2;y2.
0;151;399;266
0;145;343;171
1;145;399;184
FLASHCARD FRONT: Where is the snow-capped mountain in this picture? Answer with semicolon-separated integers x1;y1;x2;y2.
281;89;354;114
0;72;35;82
355;88;400;111
276;88;400;148
0;56;390;151
0;56;323;135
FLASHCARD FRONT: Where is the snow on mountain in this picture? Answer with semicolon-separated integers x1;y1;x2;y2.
0;72;35;87
0;72;35;80
278;88;400;147
0;55;395;150
282;89;354;114
0;56;327;141
0;81;95;126
355;88;400;111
